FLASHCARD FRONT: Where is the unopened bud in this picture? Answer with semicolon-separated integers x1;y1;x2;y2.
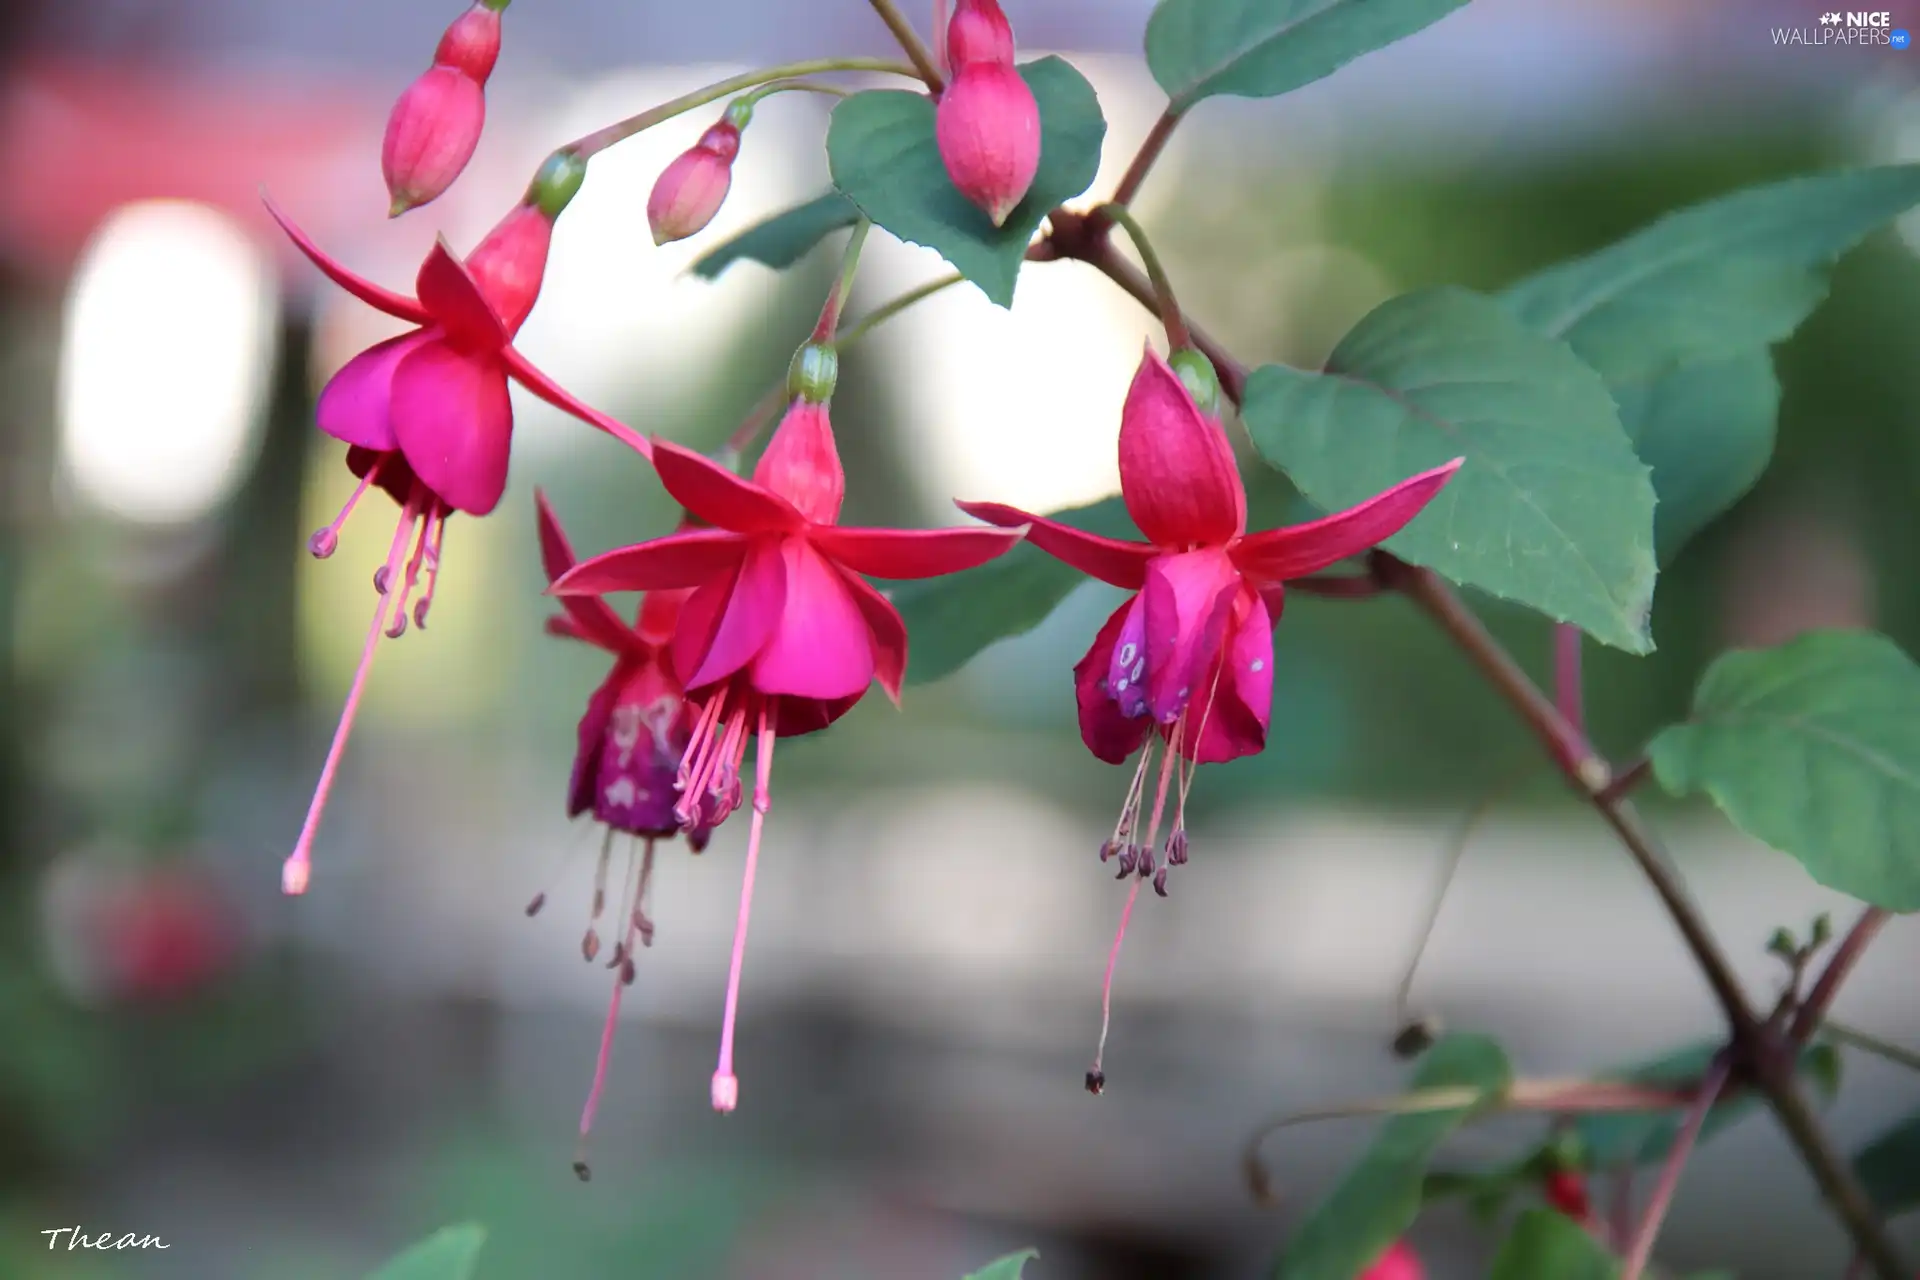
1766;927;1797;959
1168;349;1222;419
382;2;504;216
647;118;742;245
786;343;840;404
1809;912;1833;949
935;61;1039;228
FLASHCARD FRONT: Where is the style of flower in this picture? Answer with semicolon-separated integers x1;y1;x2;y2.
269;155;651;898
532;490;719;1178
550;369;1025;1112
960;345;1460;1087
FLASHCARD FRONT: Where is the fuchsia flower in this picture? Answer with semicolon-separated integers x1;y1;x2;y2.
270;153;651;898
1362;1241;1426;1280
935;0;1040;227
533;490;717;1177
648;101;750;245
961;346;1460;1086
382;0;511;216
551;354;1025;1112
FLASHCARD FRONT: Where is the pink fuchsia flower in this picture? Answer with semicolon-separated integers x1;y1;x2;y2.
935;0;1040;227
532;490;716;1178
960;346;1459;1087
270;154;653;899
551;349;1026;1112
382;0;510;216
1362;1241;1426;1280
648;101;750;246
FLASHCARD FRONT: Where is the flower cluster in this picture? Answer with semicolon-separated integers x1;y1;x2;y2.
271;0;1456;1132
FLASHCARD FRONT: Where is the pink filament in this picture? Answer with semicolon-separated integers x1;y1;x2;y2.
309;465;380;557
1091;744;1179;1076
712;703;774;1113
413;509;449;628
386;504;436;638
282;494;422;895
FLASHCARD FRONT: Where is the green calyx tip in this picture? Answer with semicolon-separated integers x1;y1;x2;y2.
480;0;512;12
528;149;587;218
1168;347;1222;418
722;97;755;132
787;344;839;403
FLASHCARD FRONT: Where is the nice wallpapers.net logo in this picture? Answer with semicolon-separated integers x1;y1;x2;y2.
1774;10;1911;45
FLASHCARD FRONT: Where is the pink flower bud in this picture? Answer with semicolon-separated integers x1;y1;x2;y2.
1360;1241;1425;1280
946;0;1016;71
381;2;506;217
936;61;1040;227
648;118;742;245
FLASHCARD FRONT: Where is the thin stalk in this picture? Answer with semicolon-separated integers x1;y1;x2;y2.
1111;108;1183;208
1621;1057;1731;1280
813;219;873;342
566;58;917;158
866;0;945;91
739;79;850;106
1092;203;1192;349
1823;1020;1920;1074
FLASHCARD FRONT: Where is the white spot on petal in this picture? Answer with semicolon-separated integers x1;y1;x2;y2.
1250;659;1265;673
1117;642;1137;666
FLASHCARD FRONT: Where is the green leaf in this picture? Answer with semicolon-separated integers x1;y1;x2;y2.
1503;164;1920;383
1572;1041;1841;1168
892;496;1137;686
1610;351;1778;563
366;1225;488;1280
1854;1110;1920;1218
963;1249;1040;1280
688;192;860;280
1145;0;1470;113
1649;630;1920;911
827;57;1105;308
1489;1210;1618;1280
1275;1033;1511;1280
1242;286;1657;653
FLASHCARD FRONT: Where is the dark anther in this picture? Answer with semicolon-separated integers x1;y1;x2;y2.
384;612;409;640
373;565;392;594
581;929;601;963
621;957;636;986
1392;1017;1441;1060
524;892;546;918
1098;839;1120;864
606;942;627;971
572;1160;592;1182
1114;849;1136;878
1166;830;1189;866
1152;868;1169;897
1084;1069;1106;1095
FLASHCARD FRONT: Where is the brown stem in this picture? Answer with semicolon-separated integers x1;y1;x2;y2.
1792;908;1891;1043
1764;1069;1909;1280
1599;756;1650;804
865;0;945;91
1622;1057;1731;1280
1110;107;1183;208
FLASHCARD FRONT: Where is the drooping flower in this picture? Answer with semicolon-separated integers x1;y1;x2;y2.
383;0;511;216
935;0;1040;227
1361;1240;1426;1280
270;152;653;898
648;100;750;246
959;345;1460;1087
550;348;1026;1112
532;490;717;1178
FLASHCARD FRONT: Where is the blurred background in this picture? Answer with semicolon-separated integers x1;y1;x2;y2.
1;0;1918;1276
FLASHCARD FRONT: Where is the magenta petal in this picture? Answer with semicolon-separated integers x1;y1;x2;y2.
500;344;655;461
955;501;1152;589
534;489;635;653
835;565;908;702
681;538;787;691
812;524;1026;579
389;340;514;515
653;440;805;535
1231;458;1464;582
415;237;507;352
1140;549;1242;724
1075;597;1154;765
1178;590;1273;765
262;195;432;325
1118;346;1247;546
750;540;877;700
1106;588;1153;721
552;528;746;597
315;330;431;449
568;663;626;818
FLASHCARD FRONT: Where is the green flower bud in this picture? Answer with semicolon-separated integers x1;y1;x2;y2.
1766;927;1798;959
722;97;755;132
527;148;587;219
787;343;839;404
1809;912;1833;949
1168;347;1222;418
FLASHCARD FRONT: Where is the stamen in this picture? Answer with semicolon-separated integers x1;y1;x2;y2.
676;690;729;787
524;818;605;920
307;463;382;559
572;840;655;1180
525;892;546;917
581;826;614;962
676;691;737;825
385;492;435;639
605;838;639;970
281;495;421;895
712;702;774;1114
413;509;449;630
